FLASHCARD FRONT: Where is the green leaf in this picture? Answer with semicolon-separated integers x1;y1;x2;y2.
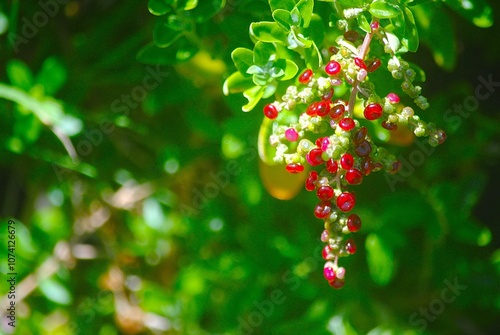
366;233;395;286
357;13;371;33
36;57;67;96
250;21;287;44
148;0;173;16
337;0;364;6
178;0;198;10
7;59;34;91
231;48;254;75
243;85;266;112
39;278;72;305
269;0;296;12
191;0;225;23
273;9;293;30
296;0;314;27
223;72;255;95
274;59;298;80
304;43;321;69
137;38;199;65
403;7;419;52
443;0;493;28
253;41;276;66
153;15;186;48
369;0;402;19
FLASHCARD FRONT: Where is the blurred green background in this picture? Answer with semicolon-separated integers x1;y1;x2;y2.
0;0;499;334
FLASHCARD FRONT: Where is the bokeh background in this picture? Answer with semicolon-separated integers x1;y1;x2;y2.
0;0;499;334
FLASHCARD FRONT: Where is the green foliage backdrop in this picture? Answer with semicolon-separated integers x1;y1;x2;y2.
0;0;499;334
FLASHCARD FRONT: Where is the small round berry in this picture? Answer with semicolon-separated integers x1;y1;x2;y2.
401;106;414;117
355;140;372;157
320;137;330;151
339;117;355;131
386;93;400;104
354;57;367;70
367;59;382;72
315;201;333;219
305;178;316;191
316;100;331;117
362;158;372;175
321;230;329;242
306;148;325;166
306;102;319;116
353;127;368;144
309;170;319;181
324;266;336;281
336;192;356;212
322;245;333;260
436;129;447;144
370;21;380;31
317;185;334;201
335;267;346;280
345;168;363;185
389;160;401;174
325;60;341;76
263;104;278;119
329;277;345;289
329;104;345;119
347;214;362;232
381;120;398;131
345;238;357;254
326;159;338;174
299;69;313;84
285;128;299;142
286;163;304;174
340;153;354;170
364;103;383;120
344;30;359;42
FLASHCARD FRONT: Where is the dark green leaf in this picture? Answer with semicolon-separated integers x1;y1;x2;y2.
253;41;276;66
366;233;395;286
443;0;493;28
403;7;419;52
231;48;254;75
357;13;371;33
7;59;33;91
137;38;199;65
269;0;296;12
296;0;314;27
369;0;402;19
148;0;173;16
36;57;67;96
223;72;255;95
250;21;287;44
191;0;225;22
273;9;293;30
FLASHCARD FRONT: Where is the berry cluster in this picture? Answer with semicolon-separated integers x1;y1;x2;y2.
262;24;445;289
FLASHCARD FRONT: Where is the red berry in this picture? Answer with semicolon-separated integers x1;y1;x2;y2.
316;100;331;117
346;238;357;254
363;103;383;120
354;57;367;70
305;171;319;191
329;104;345;119
320;137;330;151
306;148;325;166
344;30;360;42
325;60;341;76
299;69;313;84
328;46;339;55
347;214;362;232
306;102;318;116
286;163;304;174
317;185;334;201
340;153;354;170
367;59;381;72
336;192;356;212
326;159;338;174
345;168;363;185
315;201;333;219
339;117;355;131
362;158;372;176
329;277;345;289
285;128;299;141
263;104;278;119
381;121;397;131
370;21;379;31
324;266;336;281
386;92;400;104
322;245;334;260
355;140;372;157
436;129;447;144
309;170;319;181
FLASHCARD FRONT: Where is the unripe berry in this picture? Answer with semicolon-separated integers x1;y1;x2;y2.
336;192;356;212
285;128;299;141
346;214;362;232
321;230;329;242
364;103;383;120
387;93;400;104
322;245;334;260
299;69;314;84
325;60;341;76
263;104;278;119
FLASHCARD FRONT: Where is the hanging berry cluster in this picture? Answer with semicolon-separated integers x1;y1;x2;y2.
224;0;446;289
